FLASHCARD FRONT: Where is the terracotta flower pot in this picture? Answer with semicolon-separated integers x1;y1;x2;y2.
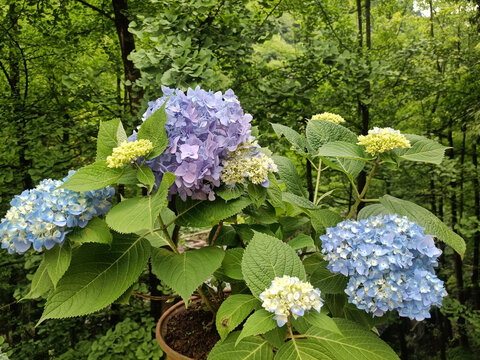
156;299;198;360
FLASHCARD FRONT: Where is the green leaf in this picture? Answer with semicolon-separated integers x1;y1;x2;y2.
143;207;175;248
394;134;449;165
379;195;466;257
106;196;160;234
221;248;244;280
316;142;373;161
24;259;53;299
303;312;342;335
305;318;400;360
137;102;168;159
236;310;277;346
288;234;314;250
215;295;260;340
96;119;126;161
306;120;357;150
117;169;138;185
248;183;268;207
60;161;124;191
209;225;239;247
68;218;112;245
324;294;347;317
271;156;307;197
309;209;342;235
151;247;225;303
276;338;332;360
216;184;245;201
175;196;252;227
136;166;156;189
303;254;327;275
208;332;274;360
115;284;134;305
39;234;151;324
306;121;365;178
106;173;175;234
282;192;318;210
44;242;72;288
357;204;390;220
310;267;348;294
271;123;307;154
242;232;306;298
263;326;288;348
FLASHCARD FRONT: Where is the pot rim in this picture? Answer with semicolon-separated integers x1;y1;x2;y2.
156;297;201;360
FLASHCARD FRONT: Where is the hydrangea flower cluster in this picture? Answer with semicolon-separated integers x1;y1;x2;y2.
320;214;447;321
260;275;323;327
311;112;345;124
137;86;252;201
357;127;411;155
106;139;153;168
221;138;277;187
0;172;114;254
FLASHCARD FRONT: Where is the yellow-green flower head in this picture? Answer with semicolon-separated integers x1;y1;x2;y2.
221;138;277;187
311;112;345;124
106;139;153;168
357;127;411;156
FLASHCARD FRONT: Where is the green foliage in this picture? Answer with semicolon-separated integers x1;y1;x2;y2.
68;218;113;245
208;332;274;360
39;234;151;323
304;319;400;360
359;195;466;257
24;258;52;299
96;119;127;162
215;294;259;340
61;162;125;191
236;309;277;345
271;156;308;197
175;196;252;227
57;317;162;360
310;266;348;295
43;242;72;288
137;103;169;159
242;232;306;298
151;247;224;302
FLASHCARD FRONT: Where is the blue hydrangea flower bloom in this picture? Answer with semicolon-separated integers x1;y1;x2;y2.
133;86;252;201
319;214;447;321
0;171;115;254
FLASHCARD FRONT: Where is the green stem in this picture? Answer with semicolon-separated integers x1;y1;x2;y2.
197;286;217;315
157;214;179;254
347;158;380;219
313;159;322;204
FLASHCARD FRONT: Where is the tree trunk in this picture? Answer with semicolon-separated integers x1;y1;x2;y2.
447;121;469;348
355;0;371;214
472;141;480;310
112;0;143;113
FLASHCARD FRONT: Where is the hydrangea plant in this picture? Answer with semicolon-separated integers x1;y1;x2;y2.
1;87;465;360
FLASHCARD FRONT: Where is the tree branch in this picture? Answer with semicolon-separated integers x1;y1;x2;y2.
75;0;114;21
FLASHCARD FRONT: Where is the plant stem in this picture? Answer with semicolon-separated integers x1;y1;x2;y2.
157;214;179;254
347;158;380;219
197;286;217;315
313;159;322;204
287;317;295;339
211;220;223;245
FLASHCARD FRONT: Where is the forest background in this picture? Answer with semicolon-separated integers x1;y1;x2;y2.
0;0;479;359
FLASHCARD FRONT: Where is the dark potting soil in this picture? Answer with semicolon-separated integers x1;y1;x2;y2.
165;302;220;360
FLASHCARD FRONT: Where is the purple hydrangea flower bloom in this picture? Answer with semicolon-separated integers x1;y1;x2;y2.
320;214;447;321
135;86;252;201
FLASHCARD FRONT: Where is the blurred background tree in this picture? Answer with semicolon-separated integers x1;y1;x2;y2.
0;0;479;358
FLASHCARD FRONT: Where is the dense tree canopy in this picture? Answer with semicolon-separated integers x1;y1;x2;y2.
1;0;479;359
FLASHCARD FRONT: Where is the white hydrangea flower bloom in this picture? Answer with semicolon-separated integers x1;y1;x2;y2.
259;275;323;327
